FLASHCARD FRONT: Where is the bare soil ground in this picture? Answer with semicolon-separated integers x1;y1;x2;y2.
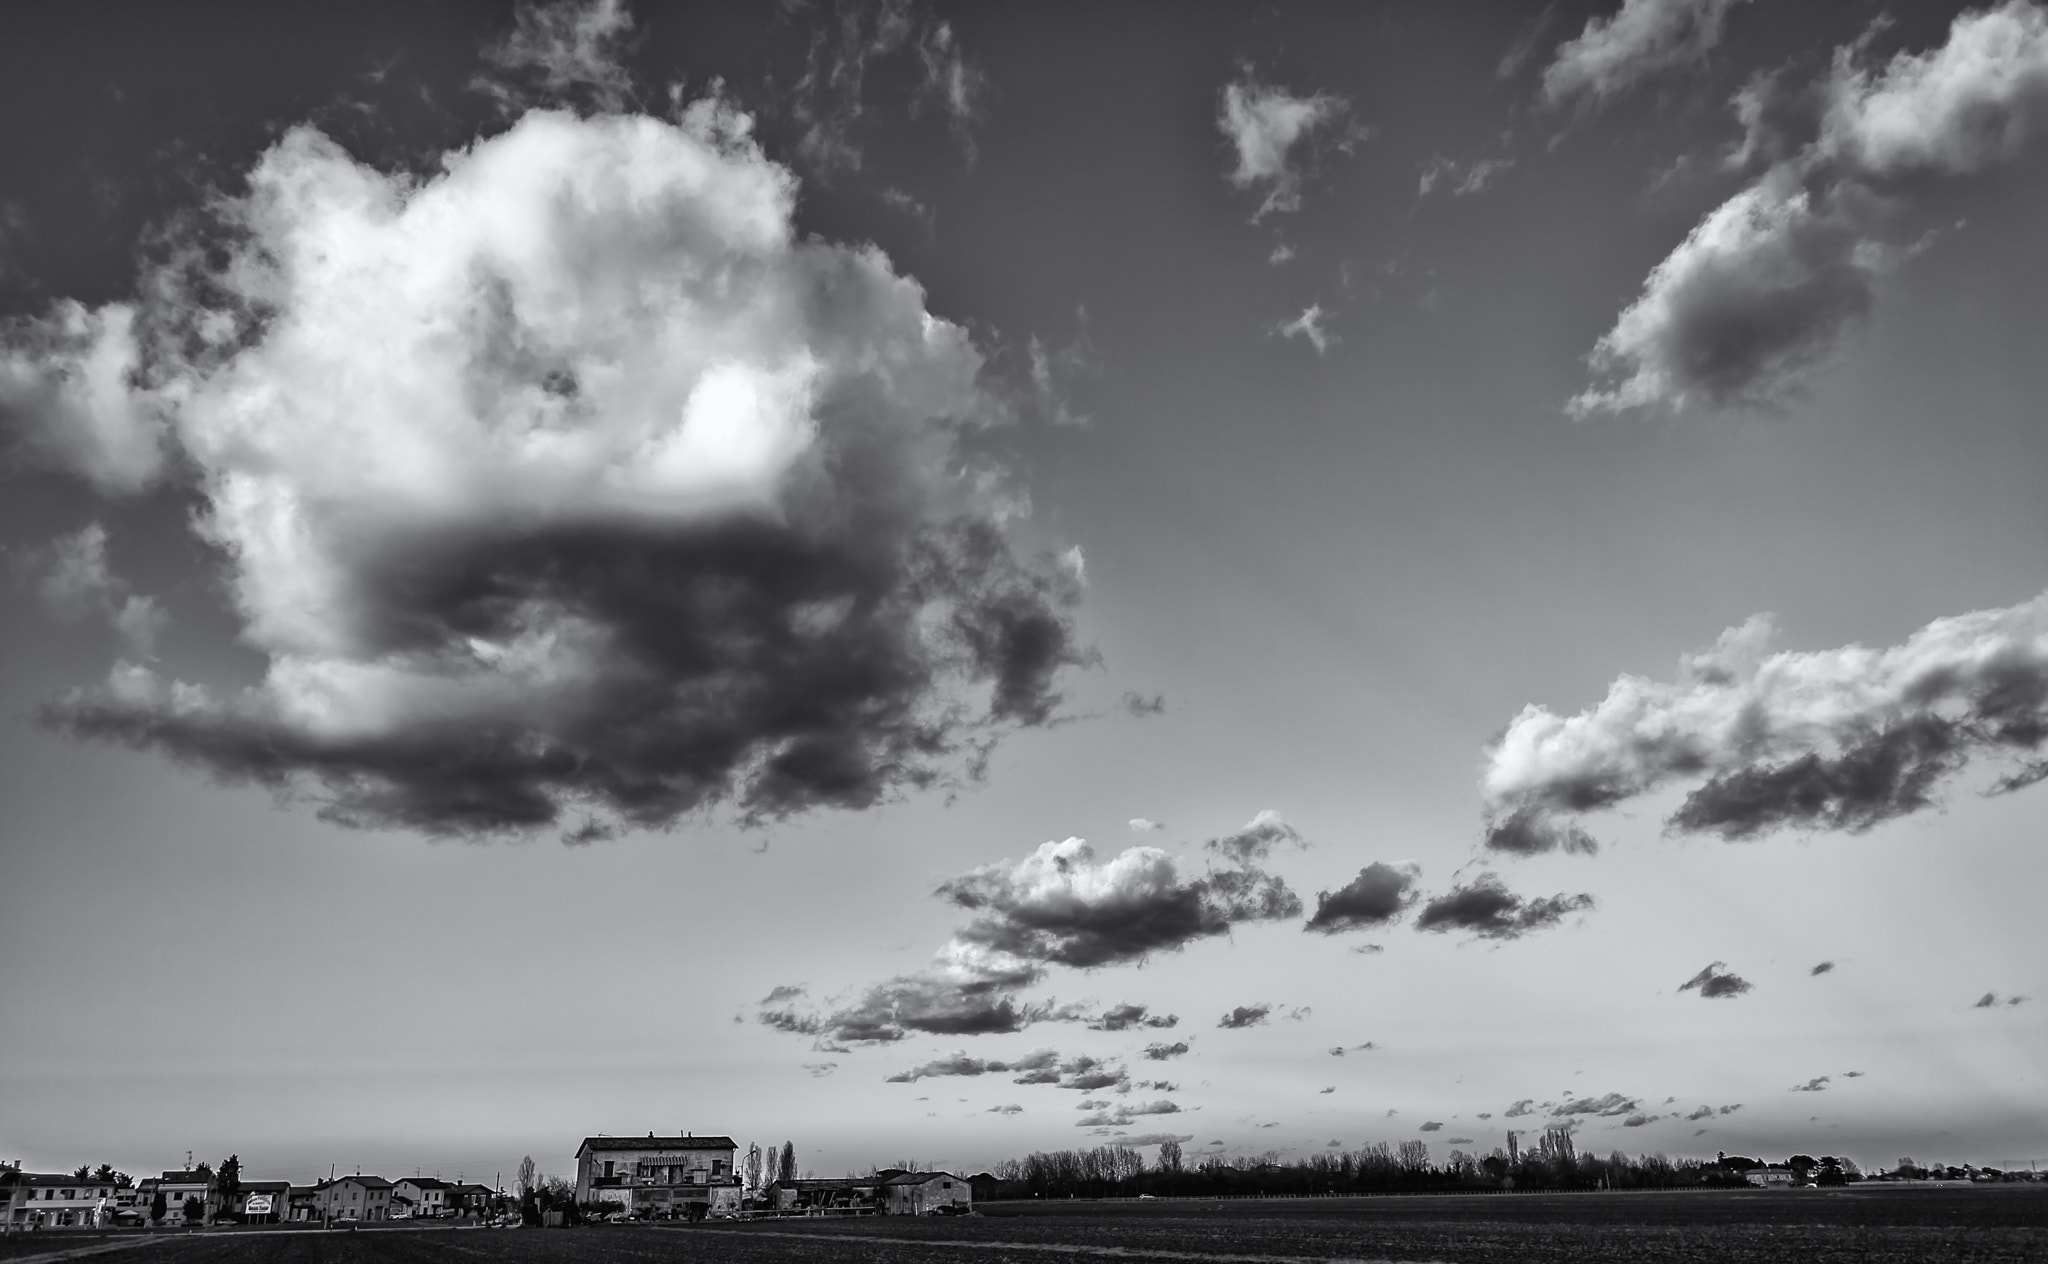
3;1187;2042;1264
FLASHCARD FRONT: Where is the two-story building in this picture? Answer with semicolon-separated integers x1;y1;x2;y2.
574;1134;740;1220
151;1169;215;1225
2;1172;123;1230
392;1178;451;1218
309;1175;394;1221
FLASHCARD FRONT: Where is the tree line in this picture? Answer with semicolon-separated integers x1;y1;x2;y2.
985;1141;1875;1199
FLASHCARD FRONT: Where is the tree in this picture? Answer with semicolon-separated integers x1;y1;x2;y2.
778;1142;795;1185
182;1196;204;1224
1158;1140;1183;1174
216;1155;242;1223
74;1165;92;1181
150;1190;167;1223
92;1164;131;1187
517;1155;536;1198
744;1144;763;1197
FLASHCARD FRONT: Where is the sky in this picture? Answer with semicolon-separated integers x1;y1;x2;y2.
1;0;2044;1187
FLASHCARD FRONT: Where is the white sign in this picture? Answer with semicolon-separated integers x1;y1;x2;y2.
244;1196;273;1215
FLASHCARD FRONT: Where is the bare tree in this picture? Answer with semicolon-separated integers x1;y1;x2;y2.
778;1141;795;1185
1158;1139;1183;1174
744;1143;763;1196
517;1155;536;1198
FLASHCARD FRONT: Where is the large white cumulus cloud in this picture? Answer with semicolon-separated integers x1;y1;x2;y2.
1574;1;2048;416
23;101;1086;835
1482;594;2048;852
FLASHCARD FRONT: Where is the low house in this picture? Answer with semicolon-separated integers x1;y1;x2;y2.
881;1171;970;1215
2;1172;124;1229
310;1175;394;1221
232;1181;291;1224
392;1178;452;1218
1744;1168;1796;1188
574;1134;740;1219
288;1187;319;1222
449;1183;496;1218
772;1176;880;1212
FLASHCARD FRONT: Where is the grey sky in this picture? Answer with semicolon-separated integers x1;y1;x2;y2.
1;0;2043;1184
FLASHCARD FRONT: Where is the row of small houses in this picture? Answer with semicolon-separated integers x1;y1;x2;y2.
2;1168;498;1231
7;1135;976;1232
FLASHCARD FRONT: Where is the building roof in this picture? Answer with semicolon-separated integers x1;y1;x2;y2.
576;1135;738;1154
158;1170;212;1184
883;1171;961;1186
450;1183;494;1195
5;1172;105;1188
240;1181;291;1195
316;1175;394;1190
395;1177;451;1190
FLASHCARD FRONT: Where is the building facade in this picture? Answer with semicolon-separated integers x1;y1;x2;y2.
231;1181;290;1224
574;1135;740;1219
392;1178;451;1218
2;1173;123;1230
881;1172;971;1215
150;1169;215;1225
310;1175;394;1221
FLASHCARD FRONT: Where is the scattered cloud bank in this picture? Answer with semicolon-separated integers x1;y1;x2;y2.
785;0;984;173
1975;991;2030;1007
1029;314;1098;428
0;303;167;493
760;815;1300;1045
1272;304;1336;355
885;1050;1033;1083
1205;809;1306;866
30;523;164;657
1791;1076;1830;1093
1142;1041;1190;1061
1481;595;2048;853
1217;1004;1271;1029
1413;873;1595;940
14;95;1088;840
1678;961;1753;999
1219;76;1351;221
937;827;1302;970
1553;1092;1639;1118
1304;862;1420;935
1542;0;1747;109
1122;691;1167;718
1090;1003;1178;1032
1810;961;1836;976
1572;2;2048;415
1417;156;1512;198
478;0;637;113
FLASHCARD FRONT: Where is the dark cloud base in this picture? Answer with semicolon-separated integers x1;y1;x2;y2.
47;517;1086;837
1413;873;1594;940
